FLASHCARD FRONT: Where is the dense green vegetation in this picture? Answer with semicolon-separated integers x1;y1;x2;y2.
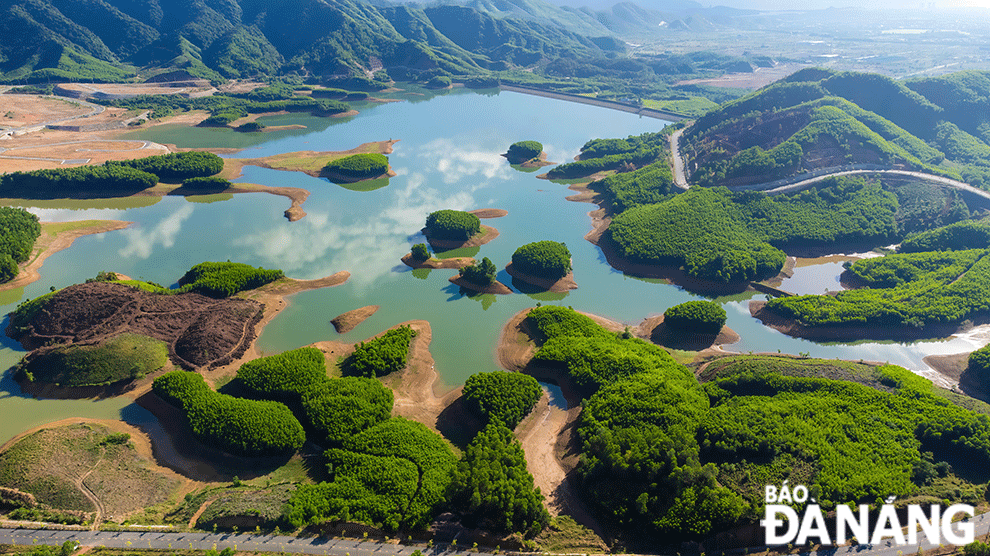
0;208;41;284
608;178;899;283
529;308;990;543
285;418;456;531
588;160;676;212
410;243;430;261
968;345;990;387
462;371;542;429
900;219;990;253
17;333;167;387
527;306;690;398
323;154;389;179
506;141;543;163
343;325;416;377
547;131;665;179
109;152;223;182
511;241;571;281
101;93;349;123
663;301;726;333
301;377;394;446
425;209;481;241
152;371;305;456
183;176;232;189
0;165;158;197
448;423;549;535
767;248;990;329
177;262;284;298
236;347;327;402
459;257;497;286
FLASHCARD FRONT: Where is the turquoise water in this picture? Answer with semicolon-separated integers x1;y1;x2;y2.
0;85;981;443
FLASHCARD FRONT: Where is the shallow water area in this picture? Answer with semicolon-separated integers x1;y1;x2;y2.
0;85;985;443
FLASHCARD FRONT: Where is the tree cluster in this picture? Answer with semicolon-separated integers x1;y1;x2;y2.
511;241;571;280
459;257;497;286
152;371;305;456
109;151;223;182
0;165;158;197
0;208;41;283
343;325;416;377
506;140;542;163
236;347;328;402
900;219;990;253
410;243;430;261
425;209;481;241
182;176;232;189
177;261;284;298
462;371;542;429
663;300;726;333
17;333;167;387
302;377;394;446
323;154;389;178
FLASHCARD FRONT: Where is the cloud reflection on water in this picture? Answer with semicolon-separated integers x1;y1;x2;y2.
118;205;195;259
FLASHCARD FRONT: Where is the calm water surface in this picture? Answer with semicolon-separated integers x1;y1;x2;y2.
0;86;981;443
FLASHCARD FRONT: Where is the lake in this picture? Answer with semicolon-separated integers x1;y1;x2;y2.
0;84;980;444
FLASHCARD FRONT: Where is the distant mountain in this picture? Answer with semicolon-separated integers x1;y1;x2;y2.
0;0;619;82
680;68;990;189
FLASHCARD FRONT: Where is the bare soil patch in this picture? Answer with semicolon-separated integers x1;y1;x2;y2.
448;276;513;295
425;224;500;250
675;64;808;90
330;305;380;333
505;262;577;293
0;95;92;128
222;141;399;180
9;281;264;371
638;314;740;352
468;208;508;219
400;254;475;270
0;220;131;294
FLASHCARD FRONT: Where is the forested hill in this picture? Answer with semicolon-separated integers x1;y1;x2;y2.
680;68;990;189
0;0;615;82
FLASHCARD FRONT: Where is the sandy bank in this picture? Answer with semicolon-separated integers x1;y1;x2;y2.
449;275;513;295
425;224;500;250
505;262;577;293
400;254;474;270
222;140;399;180
503;151;554;168
0;220;132;293
468;208;508;219
330;305;379;333
748;300;979;341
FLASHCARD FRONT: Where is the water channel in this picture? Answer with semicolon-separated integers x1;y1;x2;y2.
0;84;984;444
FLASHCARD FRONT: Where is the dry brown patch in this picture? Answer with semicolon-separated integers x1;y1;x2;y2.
924;353;970;382
425;224;500;250
675;64;808;90
0;95;92;128
0;220;131;294
330;305;380;334
468;208;508;219
505;262;577;293
400;254;475;270
449;275;513;295
221;140;398;180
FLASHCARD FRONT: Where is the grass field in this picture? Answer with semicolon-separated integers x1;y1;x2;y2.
0;423;180;520
21;333;168;387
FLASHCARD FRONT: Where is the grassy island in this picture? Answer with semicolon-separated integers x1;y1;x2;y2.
425;209;482;241
16;333;168;387
506;140;543;164
322;153;390;180
511;240;572;281
663;300;726;334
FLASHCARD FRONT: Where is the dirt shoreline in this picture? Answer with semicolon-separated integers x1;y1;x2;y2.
0;220;132;293
400;254;475;270
425;224;500;250
505;261;577;293
330;305;380;334
504;151;554;168
448;275;513;295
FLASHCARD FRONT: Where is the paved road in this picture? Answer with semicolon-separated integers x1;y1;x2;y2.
0;528;482;556
669;128;689;190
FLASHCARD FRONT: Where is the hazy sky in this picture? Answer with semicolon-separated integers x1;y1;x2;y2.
705;0;990;9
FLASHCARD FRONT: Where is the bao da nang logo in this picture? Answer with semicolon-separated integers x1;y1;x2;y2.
761;482;976;546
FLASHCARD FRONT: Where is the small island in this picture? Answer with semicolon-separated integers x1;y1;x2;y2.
504;140;552;168
644;300;739;351
321;153;396;183
401;242;475;270
450;257;512;295
422;209;500;249
505;240;577;292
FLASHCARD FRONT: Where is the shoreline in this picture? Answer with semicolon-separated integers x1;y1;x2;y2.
400;253;475;270
448;275;513;295
0;220;132;293
425;224;500;250
504;261;578;293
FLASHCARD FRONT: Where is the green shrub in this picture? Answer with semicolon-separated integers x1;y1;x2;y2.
236;122;265;132
311;88;348;99
462;371;543;429
0;208;41;273
506;141;543;162
323;154;389;178
410;243;430;261
236;347;328;401
0;165;158;195
426;76;452;89
183;176;232;189
153;370;305;456
511;241;571;280
448;423;550;535
110;151;224;182
663;301;727;333
177;261;284;298
425;209;481;241
459;257;497;286
302;377;394;446
901;219;990;253
17;333;168;387
968;345;990;385
343;325;416;378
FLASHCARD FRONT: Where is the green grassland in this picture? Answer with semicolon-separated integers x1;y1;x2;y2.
17;333;168;387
